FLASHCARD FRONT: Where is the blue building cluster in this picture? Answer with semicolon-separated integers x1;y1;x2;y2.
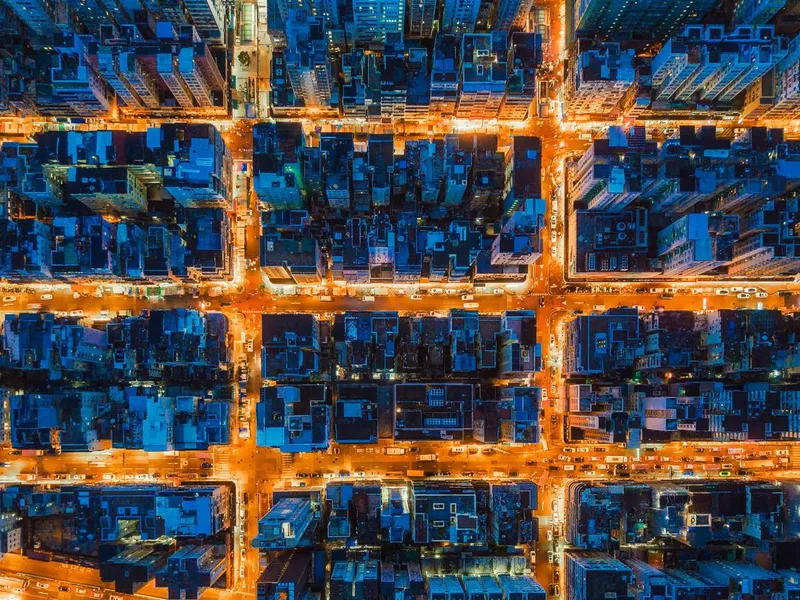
256;128;545;286
565;479;800;600
0;482;232;596
257;309;541;452
0;309;231;453
565;0;800;121
566;126;800;279
253;479;542;600
563;307;800;446
0;125;233;282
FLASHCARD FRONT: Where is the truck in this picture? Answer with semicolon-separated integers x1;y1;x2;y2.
385;447;406;455
418;454;437;461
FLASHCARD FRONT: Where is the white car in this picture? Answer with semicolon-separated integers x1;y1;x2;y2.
410;294;423;300
40;294;53;300
737;293;750;299
756;292;768;298
2;296;16;303
715;289;729;295
730;287;743;293
744;287;758;293
70;310;84;317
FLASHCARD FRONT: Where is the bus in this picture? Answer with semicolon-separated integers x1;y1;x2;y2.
0;575;25;593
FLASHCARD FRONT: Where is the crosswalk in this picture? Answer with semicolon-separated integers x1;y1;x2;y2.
790;446;800;470
281;453;294;478
214;448;231;478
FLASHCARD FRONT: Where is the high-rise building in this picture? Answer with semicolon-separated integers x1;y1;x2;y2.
353;0;405;45
494;0;533;31
183;0;225;42
565;552;634;600
565;40;635;119
651;25;787;106
253;498;314;549
431;34;460;116
569;0;716;44
734;0;786;24
457;33;508;120
283;9;334;109
658;213;740;277
407;0;436;38
499;33;541;121
442;0;480;34
2;0;55;36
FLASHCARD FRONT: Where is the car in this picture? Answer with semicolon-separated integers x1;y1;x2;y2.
715;289;729;295
737;293;750;299
554;585;561;596
549;334;556;346
410;446;420;452
548;551;554;564
409;294;423;300
577;447;589;453
461;471;474;477
461;294;474;301
59;585;70;592
96;310;111;321
549;585;556;596
464;302;479;309
719;470;732;477
35;582;50;589
70;310;84;317
744;287;758;293
547;530;553;541
730;286;743;292
76;588;87;595
91;592;103;599
2;296;16;303
525;460;538;466
338;470;351;477
563;447;575;453
756;292;768;298
482;447;496;455
40;294;53;300
440;471;452;476
295;472;309;478
539;296;546;307
201;462;213;469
